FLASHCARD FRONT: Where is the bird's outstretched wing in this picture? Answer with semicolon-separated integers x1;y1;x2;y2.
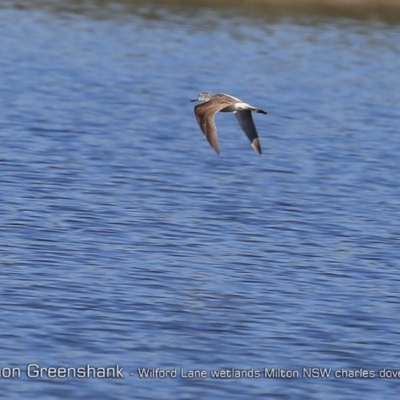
235;110;262;155
194;102;229;155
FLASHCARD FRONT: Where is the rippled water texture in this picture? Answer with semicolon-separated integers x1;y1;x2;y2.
1;1;400;399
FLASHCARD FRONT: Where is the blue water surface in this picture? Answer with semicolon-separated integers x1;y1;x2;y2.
0;2;400;399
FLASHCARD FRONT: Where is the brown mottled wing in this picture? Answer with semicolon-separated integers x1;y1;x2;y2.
194;102;225;155
235;111;262;155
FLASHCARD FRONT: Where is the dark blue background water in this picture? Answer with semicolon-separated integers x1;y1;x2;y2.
1;2;400;399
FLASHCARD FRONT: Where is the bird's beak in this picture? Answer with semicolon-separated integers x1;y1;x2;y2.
190;99;198;102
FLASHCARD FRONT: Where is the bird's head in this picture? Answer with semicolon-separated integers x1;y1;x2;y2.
190;92;212;102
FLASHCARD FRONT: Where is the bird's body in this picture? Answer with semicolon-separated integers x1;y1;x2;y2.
191;92;267;155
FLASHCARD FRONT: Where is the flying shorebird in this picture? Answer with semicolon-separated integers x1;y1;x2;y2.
191;92;267;155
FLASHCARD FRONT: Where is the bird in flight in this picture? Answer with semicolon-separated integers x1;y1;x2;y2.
191;92;267;155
